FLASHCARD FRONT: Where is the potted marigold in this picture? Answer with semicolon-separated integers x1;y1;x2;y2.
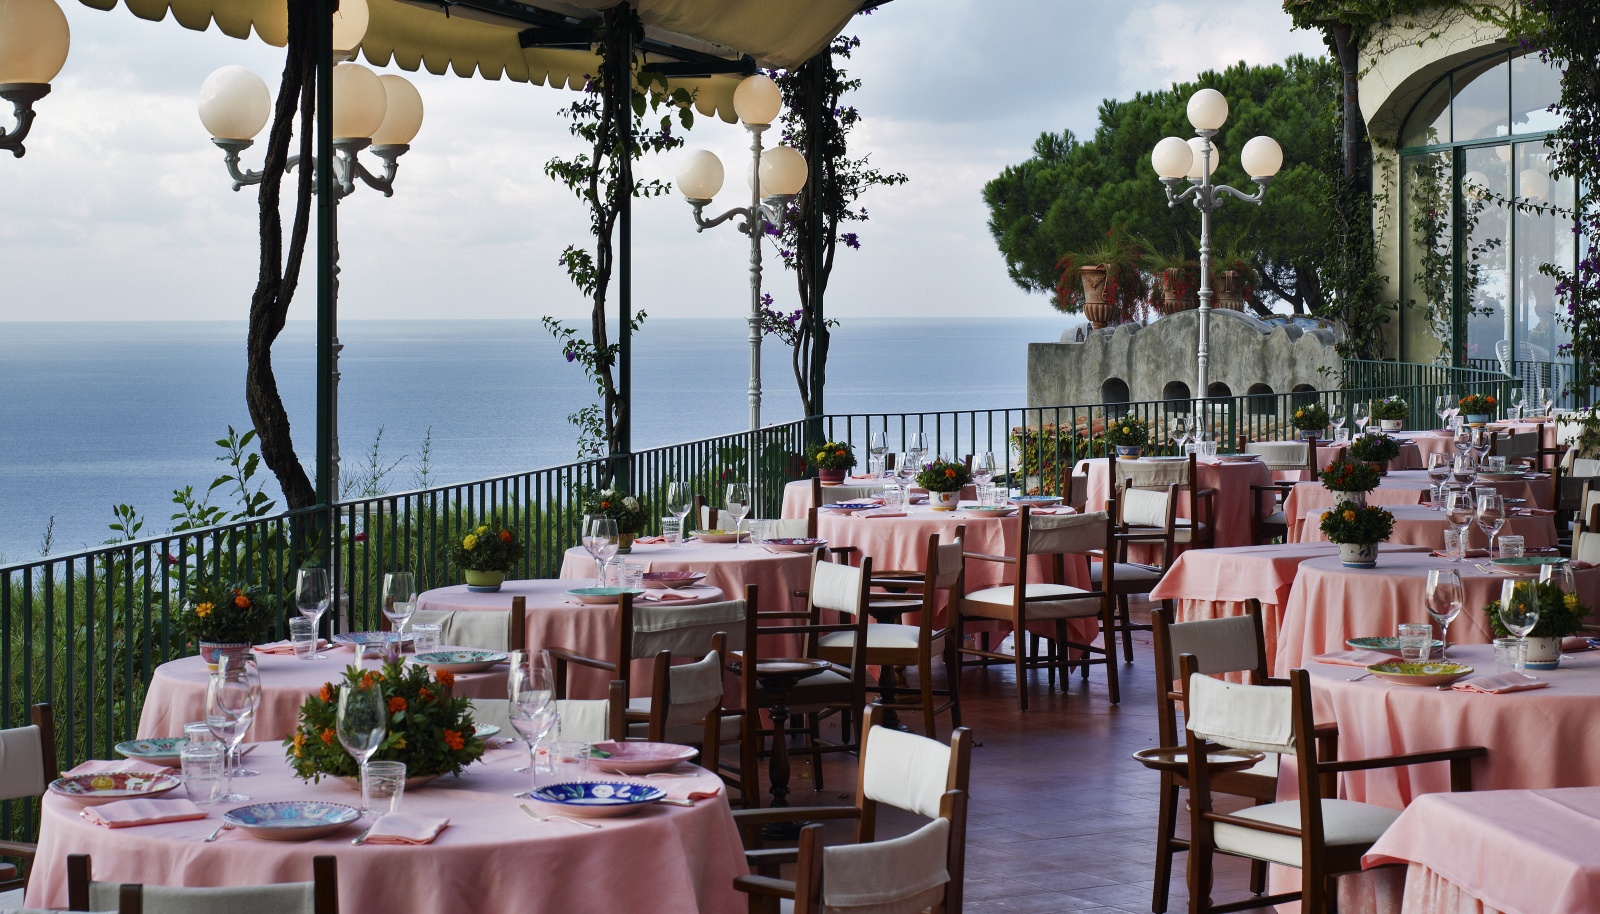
1372;396;1407;431
1459;393;1496;426
917;458;973;512
578;487;647;552
810;440;857;485
1104;413;1151;458
1320;459;1381;502
1488;579;1591;670
1319;502;1396;568
285;660;485;786
1291;402;1330;441
451;518;517;592
1347;432;1401;476
179;579;274;670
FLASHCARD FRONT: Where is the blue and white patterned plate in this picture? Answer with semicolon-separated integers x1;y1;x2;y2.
115;736;187;765
820;502;880;513
1008;495;1062;507
413;649;507;673
528;781;667;818
223;801;361;841
332;631;411;648
474;723;501;740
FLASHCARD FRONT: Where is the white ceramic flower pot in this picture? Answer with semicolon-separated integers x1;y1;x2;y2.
928;490;960;512
1524;636;1561;670
1380;419;1402;431
1337;542;1377;568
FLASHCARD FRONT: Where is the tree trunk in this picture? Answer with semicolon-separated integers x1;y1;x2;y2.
1330;23;1367;187
245;0;317;511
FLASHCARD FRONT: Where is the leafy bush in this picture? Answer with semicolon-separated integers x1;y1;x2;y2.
1320;459;1380;493
1487;581;1590;639
1348;433;1401;463
1319;502;1395;545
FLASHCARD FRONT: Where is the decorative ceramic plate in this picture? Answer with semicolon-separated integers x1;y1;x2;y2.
1365;660;1475;687
114;737;187;766
818;502;880;514
1217;454;1262;462
413;649;507;673
332;631;411;648
49;772;183;806
642;571;706;590
693;530;751;542
528;781;667;818
565;587;645;605
1492;556;1567;569
474;723;501;739
589;741;698;775
223;801;361;841
963;505;1017;517
1008;495;1062;506
1345;636;1446;655
763;538;826;552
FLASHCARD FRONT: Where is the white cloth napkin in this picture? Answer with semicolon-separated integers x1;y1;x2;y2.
362;813;450;845
1451;672;1549;694
79;798;207;828
253;639;331;655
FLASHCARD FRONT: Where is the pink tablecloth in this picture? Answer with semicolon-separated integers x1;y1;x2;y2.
1392;430;1461;467
1283;472;1552;539
25;746;747;913
136;652;505;741
1294;503;1557;550
560;542;810;613
1149;542;1428;674
1365;788;1600;914
1079;457;1271;549
780;478;978;519
1275;554;1600;675
416;579;722;700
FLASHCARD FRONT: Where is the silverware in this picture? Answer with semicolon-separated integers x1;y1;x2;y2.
202;822;234;842
1346;672;1373;682
350;825;375;845
657;798;695;807
519;803;601;829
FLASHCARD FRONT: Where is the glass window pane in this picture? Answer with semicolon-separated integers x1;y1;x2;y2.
1513;140;1576;394
1512;53;1565;135
1403;77;1451;148
1402;153;1454;359
1463;145;1511;366
1453;54;1511;141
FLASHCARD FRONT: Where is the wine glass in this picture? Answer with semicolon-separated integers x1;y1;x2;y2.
907;432;928;461
337;682;388;814
1330;398;1347;437
1352;401;1370;435
1450;454;1476;488
1444;491;1475;562
582;515;618;586
1426;453;1451;506
1509;388;1527;421
1540;562;1577;647
1498;579;1541;674
1476;493;1507;558
509;666;557;790
1540;387;1555;416
205;664;259;800
1425;568;1463;659
869;432;888;461
664;480;692;545
381;571;416;643
219;655;262;776
725;483;751;549
295;568;332;660
973;452;996;488
1435;394;1452;429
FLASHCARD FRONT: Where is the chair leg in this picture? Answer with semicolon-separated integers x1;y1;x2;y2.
1152;778;1181;914
1118;593;1136;663
1102;609;1120;705
1014;624;1029;711
945;634;964;729
1053;621;1069;689
807;713;825;792
1249;859;1267;896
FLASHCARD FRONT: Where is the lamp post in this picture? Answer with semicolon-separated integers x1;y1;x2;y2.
1150;88;1283;407
676;74;808;431
198;20;422;495
0;0;70;158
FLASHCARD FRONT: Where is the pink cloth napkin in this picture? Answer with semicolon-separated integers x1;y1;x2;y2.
1562;636;1594;653
633;535;670;545
1430;549;1490;559
1029;507;1077;515
362;813;450;845
1313;649;1394;668
856;511;907;519
666;783;723;802
65;759;174;777
78;798;207;828
638;591;698;603
1451;672;1549;694
254;639;331;655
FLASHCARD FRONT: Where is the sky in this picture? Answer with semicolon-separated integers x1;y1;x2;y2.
0;0;1326;324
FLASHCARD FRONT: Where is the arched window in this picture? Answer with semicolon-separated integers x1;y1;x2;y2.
1101;377;1130;408
1206;382;1233;400
1163;381;1191;404
1247;383;1275;416
1399;49;1574;396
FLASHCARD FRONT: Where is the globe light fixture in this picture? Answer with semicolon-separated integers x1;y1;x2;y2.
1149;89;1282;410
331;0;370;59
0;0;70;158
677;73;808;431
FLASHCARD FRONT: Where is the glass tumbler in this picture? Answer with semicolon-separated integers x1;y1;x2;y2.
411;623;442;655
1497;535;1525;559
362;760;408;815
1397;623;1433;662
1494;637;1527;673
181;742;227;806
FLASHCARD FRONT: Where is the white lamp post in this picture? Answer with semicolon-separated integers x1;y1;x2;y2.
198;30;424;495
1150;88;1282;406
0;0;70;158
676;74;807;431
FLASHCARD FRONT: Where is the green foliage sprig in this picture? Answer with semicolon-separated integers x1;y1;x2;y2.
450;519;517;573
1319;501;1395;545
1348;432;1401;463
177;580;274;645
1371;396;1407;421
809;441;857;472
1320;459;1380;493
285;661;484;782
1487;580;1590;639
916;459;973;493
1104;414;1151;448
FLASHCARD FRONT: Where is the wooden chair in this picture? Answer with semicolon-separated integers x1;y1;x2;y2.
731;704;973;914
0;704;57;894
1109;451;1216;560
818;529;966;738
1489;429;1541;468
1180;658;1486;914
1238;438;1317;544
1558;455;1600;541
955;507;1120;710
1092;502;1169;664
69;854;338;913
405;594;526;652
810;476;882;508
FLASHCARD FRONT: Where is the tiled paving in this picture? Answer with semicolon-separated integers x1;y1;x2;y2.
765;602;1275;914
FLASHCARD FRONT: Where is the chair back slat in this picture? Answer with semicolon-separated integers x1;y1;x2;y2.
1023;511;1107;556
1119;487;1170;529
860;725;954;819
1119;459;1192;489
90;882;317;913
820;817;951;914
811;559;867;616
930;539;965;591
662;650;725;727
411;607;514;653
1164;615;1262;679
0;723;46;803
1184;672;1296;756
631;599;747;656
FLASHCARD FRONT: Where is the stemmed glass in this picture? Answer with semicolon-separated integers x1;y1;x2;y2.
725;483;751;548
1450;454;1477;489
907;432;928;463
509;665;557;792
205;660;260;799
295;568;332;659
1329;398;1347;438
973;452;996;488
381;571;416;643
1435;394;1453;429
582;515;618;586
665;481;692;545
1425;569;1464;659
1426;453;1451;506
337;681;388;815
1498;579;1541;674
1444;491;1476;562
1509;388;1527;421
1352;401;1370;435
1476;493;1507;558
1540;387;1555;416
868;433;888;469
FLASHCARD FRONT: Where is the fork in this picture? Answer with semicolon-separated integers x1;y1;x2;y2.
519;803;601;830
202;822;234;842
1346;672;1373;682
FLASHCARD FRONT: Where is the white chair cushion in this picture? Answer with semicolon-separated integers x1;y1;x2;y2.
817;625;940;664
963;584;1100;619
861;726;952;819
1213;799;1400;867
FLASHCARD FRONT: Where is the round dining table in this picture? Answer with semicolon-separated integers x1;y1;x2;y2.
416;578;724;699
559;541;810;613
136;651;506;741
1283;470;1554;539
24;745;748;913
780;477;978;519
1274;552;1600;675
1294;502;1558;550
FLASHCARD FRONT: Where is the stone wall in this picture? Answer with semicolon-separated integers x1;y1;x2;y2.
1027;309;1340;407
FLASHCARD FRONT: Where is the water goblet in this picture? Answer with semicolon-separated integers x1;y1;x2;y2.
868;432;888;462
1498;579;1541;674
1475;492;1506;560
1540;387;1554;416
337;683;388;815
1444;491;1475;562
215;654;262;776
1352;402;1370;434
725;483;751;548
381;571;416;642
1451;454;1476;488
1426;453;1450;505
664;481;692;544
205;667;257;800
582;515;618;585
973;451;996;488
1435;394;1452;429
295;567;332;660
1425;568;1463;658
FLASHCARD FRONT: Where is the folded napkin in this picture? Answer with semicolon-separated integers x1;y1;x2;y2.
846;474;883;482
1562;636;1594;653
66;758;174;777
857;511;907;519
362;813;450;845
633;535;670;545
253;639;331;655
1576;562;1598;571
1451;672;1549;694
1313;649;1394;668
1430;549;1490;559
79;798;207;828
638;591;699;603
